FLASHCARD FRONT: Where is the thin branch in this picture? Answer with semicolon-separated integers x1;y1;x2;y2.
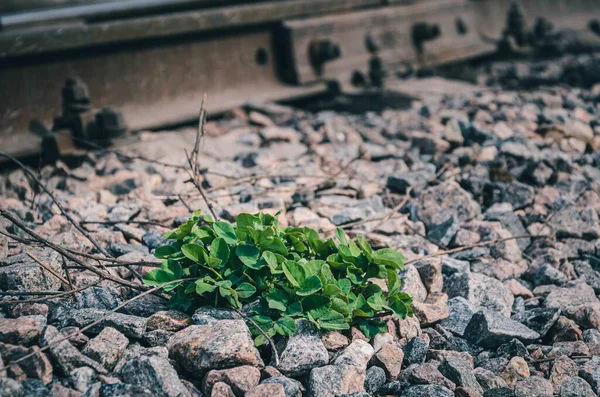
0;209;146;291
0;281;100;305
405;234;553;265
230;307;280;367
26;252;72;289
0;152;110;256
80;220;169;227
184;94;218;220
9;278;196;366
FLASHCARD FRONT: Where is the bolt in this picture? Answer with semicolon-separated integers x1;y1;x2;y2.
412;22;441;53
368;56;387;88
61;77;91;114
504;2;527;46
94;107;127;140
590;20;600;36
309;39;341;74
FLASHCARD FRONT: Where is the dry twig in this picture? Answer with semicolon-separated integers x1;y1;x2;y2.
0;209;146;291
0;152;109;256
9;278;192;366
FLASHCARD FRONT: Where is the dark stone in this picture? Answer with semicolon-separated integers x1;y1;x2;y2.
512;308;560;338
579;356;600;395
107;243;149;257
440;297;475;337
533;264;568;287
495;339;530;360
483;388;515;397
559;376;596;397
514;376;553;397
427;215;459;247
400;384;453;397
403;337;428;366
364;366;386;395
438;357;483;395
142;230;167;250
465;310;540;349
261;376;304;397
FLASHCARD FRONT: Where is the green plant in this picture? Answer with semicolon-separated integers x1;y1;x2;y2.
143;210;412;344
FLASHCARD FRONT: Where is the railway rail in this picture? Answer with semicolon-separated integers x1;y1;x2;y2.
1;0;600;160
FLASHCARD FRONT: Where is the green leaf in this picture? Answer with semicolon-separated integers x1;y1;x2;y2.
317;311;350;330
302;295;331;320
372;248;405;269
195;279;216;295
181;244;205;264
367;292;387;311
387;299;411;319
356;235;373;260
331;297;350;316
266;289;290;311
287;301;303;316
322;283;342;297
236;244;260;268
262;251;280;273
358;319;387;338
347;266;367;285
236;282;257;299
237;213;261;232
302;260;323;279
283;260;304;288
353;294;374;317
387;269;401;296
335;227;348;245
210;238;230;265
154;245;177;259
337;279;352;295
274;316;296;336
213;221;238;244
296;275;323;296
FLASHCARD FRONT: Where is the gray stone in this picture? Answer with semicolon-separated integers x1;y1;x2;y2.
113;344;168;374
0;249;64;292
400;362;456;390
403;336;428;366
580;356;600;395
142;230;167;250
549;204;600;240
445;272;514;317
514;376;553;397
143;330;172;347
0;376;24;396
118;355;190;397
70;367;97;393
276;319;329;376
544;283;600;319
191;307;241;325
417;181;481;228
89;383;153;396
387;169;435;194
400;264;428;302
533;264;568;287
167;320;263;375
261;376;304;397
39;326;107;375
473;367;508;391
465;310;540;349
0;317;43;346
56;309;146;339
440;297;476;337
512;308;561;338
559;376;596;397
307;365;365;397
400;384;453;397
438;357;483;394
75;286;122;310
364;366;386;395
82;327;129;371
333;340;374;369
427;215;459;247
583;329;600;343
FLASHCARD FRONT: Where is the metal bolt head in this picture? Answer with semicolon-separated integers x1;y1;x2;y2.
95;107;127;137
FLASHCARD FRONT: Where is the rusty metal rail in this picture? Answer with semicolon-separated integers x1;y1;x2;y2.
1;0;600;160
